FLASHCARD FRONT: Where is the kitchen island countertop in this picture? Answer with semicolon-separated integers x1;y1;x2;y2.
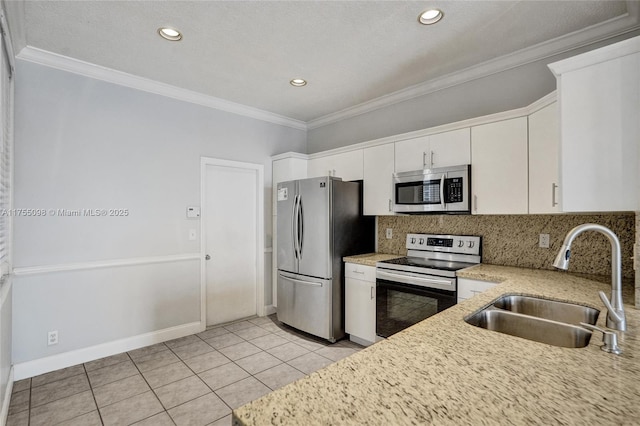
233;264;640;425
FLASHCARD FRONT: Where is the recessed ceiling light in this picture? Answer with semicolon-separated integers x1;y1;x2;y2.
418;9;443;25
290;79;307;87
158;27;182;41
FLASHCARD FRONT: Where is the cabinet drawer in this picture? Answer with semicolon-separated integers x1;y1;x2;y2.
345;263;376;281
458;278;497;300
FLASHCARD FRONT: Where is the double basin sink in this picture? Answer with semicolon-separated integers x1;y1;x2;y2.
465;294;600;348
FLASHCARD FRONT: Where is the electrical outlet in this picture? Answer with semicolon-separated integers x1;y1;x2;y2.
385;228;393;239
539;234;550;249
48;330;58;346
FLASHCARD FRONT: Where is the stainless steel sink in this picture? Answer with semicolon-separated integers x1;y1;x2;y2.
465;294;600;348
492;294;599;326
465;309;593;348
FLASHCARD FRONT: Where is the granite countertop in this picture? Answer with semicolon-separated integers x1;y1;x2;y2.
233;264;640;425
342;252;402;266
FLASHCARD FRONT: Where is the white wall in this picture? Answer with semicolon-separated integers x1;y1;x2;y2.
307;30;640;153
12;60;306;372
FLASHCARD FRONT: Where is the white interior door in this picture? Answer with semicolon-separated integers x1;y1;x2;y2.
202;158;264;326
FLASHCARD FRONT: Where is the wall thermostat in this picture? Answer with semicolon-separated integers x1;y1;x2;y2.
187;206;200;218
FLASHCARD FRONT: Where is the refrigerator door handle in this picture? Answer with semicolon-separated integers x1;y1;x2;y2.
292;194;300;259
279;272;323;287
298;197;304;259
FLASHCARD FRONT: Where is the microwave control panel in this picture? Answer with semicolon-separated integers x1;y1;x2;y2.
445;177;464;203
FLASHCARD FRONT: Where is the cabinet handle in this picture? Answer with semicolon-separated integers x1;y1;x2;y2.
430;150;434;168
552;183;558;207
422;152;427;167
473;195;478;212
388;199;392;212
370;286;374;300
353;270;365;274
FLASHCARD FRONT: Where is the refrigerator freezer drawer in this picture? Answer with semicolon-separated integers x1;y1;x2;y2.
277;271;333;341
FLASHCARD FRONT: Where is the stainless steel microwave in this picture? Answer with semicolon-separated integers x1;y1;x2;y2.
393;165;471;214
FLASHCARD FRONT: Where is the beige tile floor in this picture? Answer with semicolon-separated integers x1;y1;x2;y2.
6;315;363;426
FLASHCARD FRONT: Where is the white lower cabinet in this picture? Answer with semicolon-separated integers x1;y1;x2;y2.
457;278;498;303
345;263;376;345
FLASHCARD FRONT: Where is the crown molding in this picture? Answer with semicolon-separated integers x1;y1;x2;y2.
271;151;309;161
16;46;307;131
306;91;557;158
307;4;640;130
548;33;640;76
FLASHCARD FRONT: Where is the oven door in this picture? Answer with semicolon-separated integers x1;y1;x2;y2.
376;278;456;338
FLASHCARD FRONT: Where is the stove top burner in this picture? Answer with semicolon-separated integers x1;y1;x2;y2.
379;256;476;272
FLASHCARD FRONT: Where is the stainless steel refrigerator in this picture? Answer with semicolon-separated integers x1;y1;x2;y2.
276;176;374;342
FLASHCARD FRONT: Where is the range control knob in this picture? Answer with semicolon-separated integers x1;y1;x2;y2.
419;238;424;245
410;237;416;244
468;241;475;248
458;240;465;248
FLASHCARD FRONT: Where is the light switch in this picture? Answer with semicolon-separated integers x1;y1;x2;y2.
189;229;197;240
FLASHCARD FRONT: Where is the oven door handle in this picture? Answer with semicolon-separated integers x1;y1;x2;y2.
376;270;454;288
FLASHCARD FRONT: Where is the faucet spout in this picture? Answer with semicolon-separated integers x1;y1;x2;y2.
553;224;625;331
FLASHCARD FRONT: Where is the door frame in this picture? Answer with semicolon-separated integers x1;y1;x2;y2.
200;157;265;327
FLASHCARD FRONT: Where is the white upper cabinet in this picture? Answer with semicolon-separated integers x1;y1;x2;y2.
395;128;471;173
528;102;561;214
549;36;640;212
471;117;528;215
394;135;429;172
363;144;395;216
307;150;364;181
428;128;471;169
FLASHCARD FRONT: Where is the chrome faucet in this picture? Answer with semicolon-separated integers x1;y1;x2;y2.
553;224;626;331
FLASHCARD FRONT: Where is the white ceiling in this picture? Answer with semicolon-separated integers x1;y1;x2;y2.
9;1;640;124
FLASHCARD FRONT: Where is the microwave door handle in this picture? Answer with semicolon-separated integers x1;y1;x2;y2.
439;174;445;209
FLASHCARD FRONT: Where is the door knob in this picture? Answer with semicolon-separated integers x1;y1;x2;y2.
205;254;211;260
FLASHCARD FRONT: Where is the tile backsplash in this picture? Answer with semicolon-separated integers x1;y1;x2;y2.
377;213;635;280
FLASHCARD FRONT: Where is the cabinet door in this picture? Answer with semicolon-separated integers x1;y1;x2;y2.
457;278;497;303
308;150;363;181
345;263;376;344
555;52;640;212
363;144;395;216
345;276;376;344
307;156;332;179
528;102;561;214
428;128;471;168
394;135;429;172
471;117;528;214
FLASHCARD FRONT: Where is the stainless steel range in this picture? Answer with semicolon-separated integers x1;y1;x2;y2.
375;233;481;338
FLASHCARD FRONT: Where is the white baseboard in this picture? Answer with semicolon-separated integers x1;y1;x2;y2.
264;305;276;316
13;322;203;381
0;366;13;426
